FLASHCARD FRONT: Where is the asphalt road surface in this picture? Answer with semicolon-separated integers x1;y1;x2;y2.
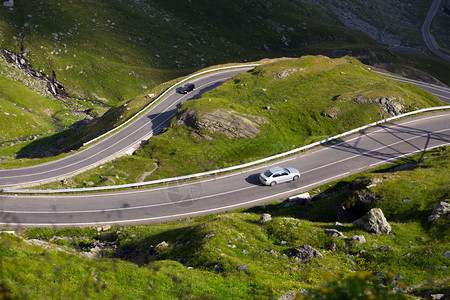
1;111;448;227
0;66;449;227
0;67;253;189
422;0;450;61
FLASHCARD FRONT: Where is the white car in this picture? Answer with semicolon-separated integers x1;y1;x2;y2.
259;167;300;186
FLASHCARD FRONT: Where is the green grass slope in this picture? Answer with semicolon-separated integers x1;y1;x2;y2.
1;147;448;299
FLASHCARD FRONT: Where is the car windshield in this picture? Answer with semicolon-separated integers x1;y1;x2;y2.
263;170;273;177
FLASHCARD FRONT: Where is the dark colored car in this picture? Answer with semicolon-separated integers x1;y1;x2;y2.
176;83;195;94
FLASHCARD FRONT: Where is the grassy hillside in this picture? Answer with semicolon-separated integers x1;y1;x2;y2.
1;147;448;299
36;56;445;189
1;0;448;105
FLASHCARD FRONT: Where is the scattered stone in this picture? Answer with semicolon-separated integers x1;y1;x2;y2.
324;229;346;238
258;213;272;225
102;225;111;231
155;241;168;251
402;199;412;204
430;294;445;300
377;245;393;252
242;249;248;254
237;265;249;272
371;243;378;248
279;290;297;300
351;235;366;245
357;249;366;256
213;264;221;271
280;240;288;246
204;233;215;239
428;201;450;222
285;244;323;263
353;208;391;235
334;222;343;227
442;251;450;258
328;243;337;251
3;0;13;7
264;249;278;257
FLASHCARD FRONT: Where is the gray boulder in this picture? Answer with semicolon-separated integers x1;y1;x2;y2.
351;235;366;245
155;241;169;252
428;201;450;222
324;228;346;238
285;244;323;263
353;208;391;235
237;265;249;272
258;213;272;225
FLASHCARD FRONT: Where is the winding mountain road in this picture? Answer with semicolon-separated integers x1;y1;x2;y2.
0;111;448;227
422;0;450;61
0;67;253;189
0;66;449;227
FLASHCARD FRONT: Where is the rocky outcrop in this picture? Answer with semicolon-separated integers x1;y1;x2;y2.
353;208;391;235
341;94;405;116
272;68;301;79
285;244;323;263
175;108;268;139
428;200;450;222
376;97;404;116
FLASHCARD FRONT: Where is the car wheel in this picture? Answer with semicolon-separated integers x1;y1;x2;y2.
270;181;277;187
293;175;299;181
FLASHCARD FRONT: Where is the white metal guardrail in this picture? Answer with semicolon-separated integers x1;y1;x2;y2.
83;64;261;147
5;105;449;194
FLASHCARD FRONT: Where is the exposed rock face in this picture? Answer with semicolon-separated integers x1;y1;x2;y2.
353;208;391;235
377;97;404;116
272;68;301;79
341;94;405;116
175;108;268;139
285;244;323;263
258;213;272;225
428;201;450;222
